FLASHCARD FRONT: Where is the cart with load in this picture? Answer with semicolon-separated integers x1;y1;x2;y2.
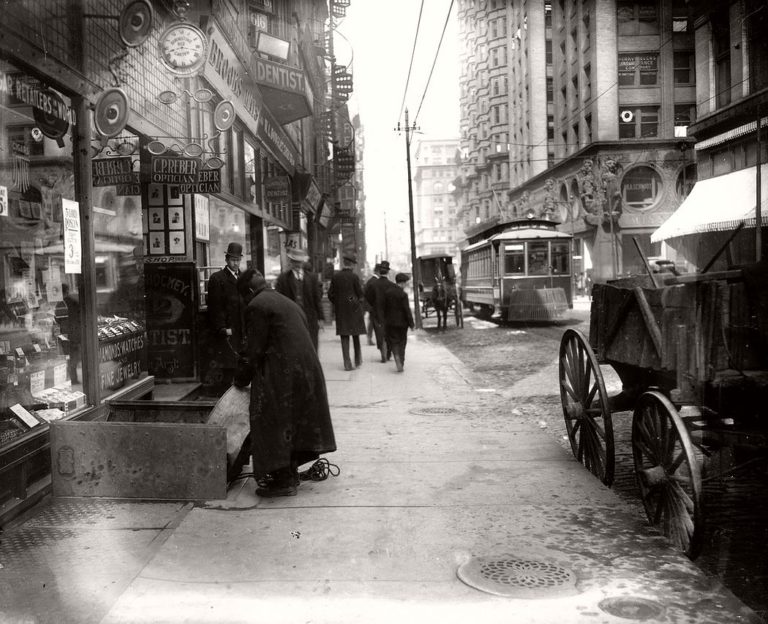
558;244;768;558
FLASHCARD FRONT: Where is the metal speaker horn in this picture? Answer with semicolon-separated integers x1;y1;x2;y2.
119;0;154;47
94;88;130;138
213;100;236;131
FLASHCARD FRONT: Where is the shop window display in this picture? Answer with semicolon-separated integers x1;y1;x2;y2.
0;60;86;447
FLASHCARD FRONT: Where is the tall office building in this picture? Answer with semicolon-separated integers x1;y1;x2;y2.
455;0;697;286
413;138;463;259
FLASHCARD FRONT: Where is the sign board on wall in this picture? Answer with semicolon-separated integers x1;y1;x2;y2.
144;262;198;380
62;198;81;274
264;176;290;202
194;195;210;241
144;184;193;263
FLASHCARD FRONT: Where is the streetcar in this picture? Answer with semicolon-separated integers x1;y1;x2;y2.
460;218;573;322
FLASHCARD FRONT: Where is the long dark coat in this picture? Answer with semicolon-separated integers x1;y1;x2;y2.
275;269;324;349
242;287;336;477
327;268;366;336
207;267;243;368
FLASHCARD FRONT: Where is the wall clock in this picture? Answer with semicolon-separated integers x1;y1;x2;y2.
158;22;208;75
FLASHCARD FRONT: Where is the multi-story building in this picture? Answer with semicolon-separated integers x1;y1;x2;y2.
413;138;462;259
455;0;698;289
652;0;768;270
0;0;352;523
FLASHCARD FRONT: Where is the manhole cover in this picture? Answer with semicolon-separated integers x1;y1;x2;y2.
409;407;459;415
598;597;665;620
457;555;578;598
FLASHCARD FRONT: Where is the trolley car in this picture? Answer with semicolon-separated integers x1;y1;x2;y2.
461;218;573;322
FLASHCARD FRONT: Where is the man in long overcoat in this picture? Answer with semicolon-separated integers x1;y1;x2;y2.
275;248;324;351
368;259;392;362
383;272;415;372
206;242;245;391
327;254;366;370
238;270;336;497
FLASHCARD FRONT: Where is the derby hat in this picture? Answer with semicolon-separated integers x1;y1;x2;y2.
225;242;243;258
343;254;357;264
379;260;391;273
395;272;410;283
286;248;309;262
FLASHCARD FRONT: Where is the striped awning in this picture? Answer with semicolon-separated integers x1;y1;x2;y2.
652;164;768;242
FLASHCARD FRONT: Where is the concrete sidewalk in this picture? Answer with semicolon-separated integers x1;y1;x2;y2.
1;324;760;624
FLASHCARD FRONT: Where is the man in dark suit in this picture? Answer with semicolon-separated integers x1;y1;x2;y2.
363;263;380;346
382;272;415;372
327;254;366;370
206;242;244;392
370;260;392;362
275;248;324;351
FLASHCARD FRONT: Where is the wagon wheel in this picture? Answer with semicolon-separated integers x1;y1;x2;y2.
631;391;703;559
558;329;615;486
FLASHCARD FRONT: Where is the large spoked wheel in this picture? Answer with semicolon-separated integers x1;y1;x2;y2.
631;391;703;559
558;329;615;486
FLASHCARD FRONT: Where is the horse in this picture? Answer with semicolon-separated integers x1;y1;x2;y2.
431;278;455;330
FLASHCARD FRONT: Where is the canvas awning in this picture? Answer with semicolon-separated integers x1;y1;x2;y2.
652;164;768;242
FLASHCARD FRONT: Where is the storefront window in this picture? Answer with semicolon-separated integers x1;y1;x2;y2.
92;176;147;399
0;59;87;443
621;165;662;211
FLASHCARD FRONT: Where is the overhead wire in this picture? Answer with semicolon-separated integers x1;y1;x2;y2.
413;0;456;126
398;0;426;123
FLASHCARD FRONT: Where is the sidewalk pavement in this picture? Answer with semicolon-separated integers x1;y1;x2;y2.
1;323;761;624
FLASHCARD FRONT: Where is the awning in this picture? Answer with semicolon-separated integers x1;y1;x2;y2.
652;164;768;242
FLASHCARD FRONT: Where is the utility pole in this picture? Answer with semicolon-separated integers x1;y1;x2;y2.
395;108;422;329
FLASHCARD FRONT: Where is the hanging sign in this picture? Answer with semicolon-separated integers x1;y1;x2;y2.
92;157;138;187
264;176;290;202
178;168;222;194
150;155;201;185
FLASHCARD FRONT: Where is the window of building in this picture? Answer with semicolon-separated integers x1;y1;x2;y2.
620;165;662;210
617;1;659;36
619;106;659;138
674;104;696;137
672;0;690;32
619;53;658;86
673;51;694;85
583;63;592;99
713;10;731;108
747;0;768;92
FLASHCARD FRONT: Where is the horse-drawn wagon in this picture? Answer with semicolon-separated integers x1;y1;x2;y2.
559;252;768;558
417;254;463;329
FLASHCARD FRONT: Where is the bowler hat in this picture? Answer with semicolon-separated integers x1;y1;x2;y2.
226;242;243;258
395;272;410;283
343;254;357;264
373;263;382;272
286;248;309;262
379;260;391;273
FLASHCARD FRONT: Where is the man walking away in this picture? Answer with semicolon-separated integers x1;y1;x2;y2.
363;263;380;345
370;260;392;362
275;248;324;351
327;254;366;370
383;272;414;372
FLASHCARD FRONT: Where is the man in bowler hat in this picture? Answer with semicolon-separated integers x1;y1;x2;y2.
367;259;392;362
276;248;325;351
206;242;245;392
327;253;366;370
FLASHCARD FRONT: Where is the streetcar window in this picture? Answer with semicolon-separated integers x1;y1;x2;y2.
551;242;570;274
527;241;549;275
504;243;525;274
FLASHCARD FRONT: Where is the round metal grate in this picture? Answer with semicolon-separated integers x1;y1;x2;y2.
598;597;665;620
409;406;460;416
457;555;578;598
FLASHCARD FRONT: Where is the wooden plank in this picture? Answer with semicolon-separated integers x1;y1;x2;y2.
662;269;743;286
633;287;662;359
50;421;226;500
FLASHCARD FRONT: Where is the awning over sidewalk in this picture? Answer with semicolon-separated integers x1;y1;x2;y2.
651;164;768;242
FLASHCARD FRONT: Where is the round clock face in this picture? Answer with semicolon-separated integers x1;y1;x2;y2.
158;23;208;75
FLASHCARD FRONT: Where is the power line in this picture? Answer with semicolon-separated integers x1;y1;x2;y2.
413;0;456;126
398;0;425;123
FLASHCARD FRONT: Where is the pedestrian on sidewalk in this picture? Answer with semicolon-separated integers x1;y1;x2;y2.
206;242;245;392
363;263;380;345
275;248;324;351
364;260;391;361
236;269;336;497
382;272;414;372
327;254;366;370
